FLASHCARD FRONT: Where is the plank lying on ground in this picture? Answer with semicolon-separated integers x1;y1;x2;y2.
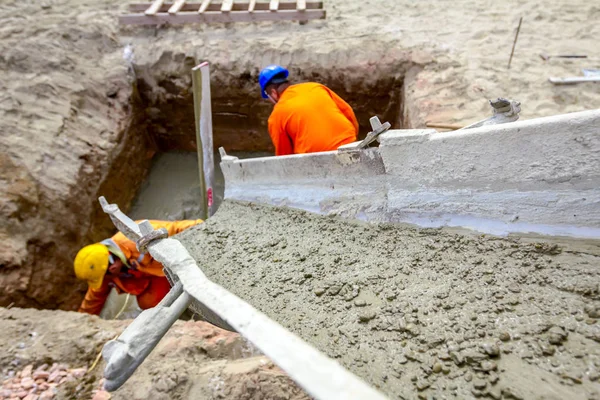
269;0;279;11
120;9;326;24
145;0;165;14
168;0;187;13
426;123;464;130
221;0;233;12
248;0;256;12
129;1;323;12
198;0;211;13
549;76;600;85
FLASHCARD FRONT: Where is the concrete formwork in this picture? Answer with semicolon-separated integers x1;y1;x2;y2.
221;109;600;239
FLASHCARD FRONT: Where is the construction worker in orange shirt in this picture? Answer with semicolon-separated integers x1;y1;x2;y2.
259;65;359;156
73;219;202;315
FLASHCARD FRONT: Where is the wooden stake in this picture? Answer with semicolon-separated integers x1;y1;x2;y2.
270;0;279;11
508;17;522;69
426;123;464;130
168;0;186;13
297;0;306;11
248;0;256;12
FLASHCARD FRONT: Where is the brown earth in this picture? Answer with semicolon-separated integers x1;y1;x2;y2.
0;307;309;400
1;0;599;310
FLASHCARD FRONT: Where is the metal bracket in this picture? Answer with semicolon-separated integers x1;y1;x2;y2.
338;116;391;152
459;97;521;130
136;227;168;253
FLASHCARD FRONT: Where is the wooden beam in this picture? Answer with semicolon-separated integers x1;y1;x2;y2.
129;2;324;12
168;0;186;13
297;0;306;11
248;0;256;12
198;0;211;13
426;123;464;130
120;9;326;25
221;0;233;12
269;0;279;11
145;0;165;15
549;76;600;85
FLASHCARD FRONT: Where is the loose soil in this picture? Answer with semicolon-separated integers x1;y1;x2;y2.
0;307;308;400
178;200;600;399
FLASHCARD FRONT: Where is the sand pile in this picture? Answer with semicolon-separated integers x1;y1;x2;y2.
179;201;600;399
0;308;308;400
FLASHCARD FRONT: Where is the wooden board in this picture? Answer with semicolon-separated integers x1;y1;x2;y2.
269;0;279;11
248;0;256;12
297;0;306;11
129;1;323;12
145;0;165;15
120;9;326;24
221;0;233;12
549;76;600;85
198;0;211;13
168;0;187;13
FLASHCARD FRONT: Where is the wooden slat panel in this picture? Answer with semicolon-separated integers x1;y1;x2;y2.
120;9;326;25
221;0;233;12
145;0;165;15
198;0;211;13
269;0;279;11
297;0;306;11
168;0;186;13
248;0;256;12
129;2;323;12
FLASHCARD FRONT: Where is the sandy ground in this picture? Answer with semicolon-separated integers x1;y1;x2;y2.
179;201;600;399
1;0;599;310
0;307;308;400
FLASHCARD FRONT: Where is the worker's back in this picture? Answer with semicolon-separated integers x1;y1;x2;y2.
268;83;359;155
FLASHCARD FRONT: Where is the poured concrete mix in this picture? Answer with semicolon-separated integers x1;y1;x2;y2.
178;201;600;399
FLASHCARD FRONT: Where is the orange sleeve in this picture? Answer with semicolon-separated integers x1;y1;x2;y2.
325;87;359;135
268;114;294;156
78;281;112;315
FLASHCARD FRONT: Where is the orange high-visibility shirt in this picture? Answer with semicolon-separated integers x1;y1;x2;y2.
78;219;202;315
267;83;359;156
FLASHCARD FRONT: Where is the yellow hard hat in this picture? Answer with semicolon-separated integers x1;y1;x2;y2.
74;244;109;290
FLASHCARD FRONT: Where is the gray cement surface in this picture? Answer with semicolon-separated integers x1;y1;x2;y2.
178;201;600;399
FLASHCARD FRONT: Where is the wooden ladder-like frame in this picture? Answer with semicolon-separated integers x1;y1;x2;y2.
120;1;325;25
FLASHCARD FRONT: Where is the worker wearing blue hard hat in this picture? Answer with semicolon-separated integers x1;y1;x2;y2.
259;65;358;156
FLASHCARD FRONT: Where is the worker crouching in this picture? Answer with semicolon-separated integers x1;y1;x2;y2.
259;65;359;156
73;219;202;315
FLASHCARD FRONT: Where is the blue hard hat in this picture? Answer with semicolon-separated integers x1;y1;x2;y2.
259;65;289;98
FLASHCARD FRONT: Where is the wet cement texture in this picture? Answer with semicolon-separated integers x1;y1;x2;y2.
178;201;600;400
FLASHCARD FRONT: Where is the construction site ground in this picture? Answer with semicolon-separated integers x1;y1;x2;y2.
1;0;599;399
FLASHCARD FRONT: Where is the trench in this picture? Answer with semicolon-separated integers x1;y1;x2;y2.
126;69;405;220
86;68;406;315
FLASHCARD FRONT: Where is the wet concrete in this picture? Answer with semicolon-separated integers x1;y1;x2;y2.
178;200;600;399
129;151;273;220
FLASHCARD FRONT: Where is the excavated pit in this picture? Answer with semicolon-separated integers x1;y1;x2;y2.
124;67;406;220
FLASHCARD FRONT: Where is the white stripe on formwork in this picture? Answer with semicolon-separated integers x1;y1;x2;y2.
148;238;389;400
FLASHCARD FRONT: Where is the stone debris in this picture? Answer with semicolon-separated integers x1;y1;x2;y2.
0;363;100;400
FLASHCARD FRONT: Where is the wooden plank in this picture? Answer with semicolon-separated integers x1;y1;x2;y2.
549;76;600;85
269;0;279;11
129;2;323;12
297;0;306;11
221;0;233;12
248;0;256;12
198;0;211;13
145;0;165;15
168;0;186;13
120;9;326;25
